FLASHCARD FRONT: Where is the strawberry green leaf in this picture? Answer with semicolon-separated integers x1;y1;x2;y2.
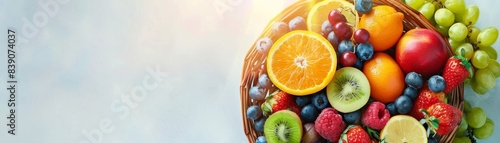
454;55;472;72
365;126;380;141
261;102;272;117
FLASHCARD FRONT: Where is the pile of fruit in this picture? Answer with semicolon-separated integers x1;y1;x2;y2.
404;0;500;94
244;0;497;142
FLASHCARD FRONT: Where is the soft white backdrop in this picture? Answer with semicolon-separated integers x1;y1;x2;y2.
0;0;498;142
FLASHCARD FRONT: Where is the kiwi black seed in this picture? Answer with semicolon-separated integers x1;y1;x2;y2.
263;110;303;143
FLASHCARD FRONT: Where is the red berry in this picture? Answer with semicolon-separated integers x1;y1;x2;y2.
341;51;357;67
354;28;370;43
409;86;446;120
425;102;462;135
341;125;371;143
362;102;390;130
333;22;353;41
328;10;347;25
315;108;345;142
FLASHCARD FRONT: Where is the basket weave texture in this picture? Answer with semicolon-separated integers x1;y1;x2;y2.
240;0;464;142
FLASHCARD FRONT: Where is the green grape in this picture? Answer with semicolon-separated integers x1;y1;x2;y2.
486;117;495;126
486;59;500;77
475;68;496;89
479;46;498;60
449;23;468;41
435;25;449;37
469;66;475;78
472;50;490;69
454;11;463;22
455;115;468;137
461;5;480;26
471;77;488;94
464;100;472;113
468;26;481;44
434;8;455;27
455;43;474;60
431;0;443;9
444;0;466;14
419;2;436;20
467;107;487;128
406;0;425;10
477;27;499;47
449;39;465;51
461;137;472;143
474;122;494;139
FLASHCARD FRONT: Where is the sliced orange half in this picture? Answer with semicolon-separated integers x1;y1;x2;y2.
307;0;358;35
267;30;337;96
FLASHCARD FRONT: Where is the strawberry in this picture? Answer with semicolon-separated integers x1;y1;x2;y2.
422;102;463;136
409;85;446;120
262;90;301;116
341;125;371;143
442;56;471;93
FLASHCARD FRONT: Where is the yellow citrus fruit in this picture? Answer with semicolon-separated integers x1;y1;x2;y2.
307;0;358;35
267;30;337;96
380;115;428;143
363;52;405;103
357;5;404;51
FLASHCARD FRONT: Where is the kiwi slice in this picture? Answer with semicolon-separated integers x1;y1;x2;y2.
326;67;370;113
263;110;303;143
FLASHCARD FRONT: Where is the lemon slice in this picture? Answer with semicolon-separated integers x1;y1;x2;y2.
380;115;428;143
306;0;358;35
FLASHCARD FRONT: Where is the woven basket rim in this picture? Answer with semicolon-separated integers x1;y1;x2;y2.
240;0;464;142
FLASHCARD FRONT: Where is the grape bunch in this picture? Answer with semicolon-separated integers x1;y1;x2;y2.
323;10;374;69
452;100;495;142
404;0;500;94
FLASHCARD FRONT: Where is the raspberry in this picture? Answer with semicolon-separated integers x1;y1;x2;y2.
362;102;390;130
315;108;345;142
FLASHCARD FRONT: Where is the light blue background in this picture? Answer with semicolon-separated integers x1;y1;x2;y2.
0;0;498;142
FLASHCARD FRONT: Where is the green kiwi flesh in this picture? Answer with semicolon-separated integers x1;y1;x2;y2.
326;67;370;113
263;110;303;143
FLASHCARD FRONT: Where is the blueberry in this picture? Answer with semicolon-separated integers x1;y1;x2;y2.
354;58;363;70
395;96;412;114
249;86;265;101
386;103;397;116
428;136;438;143
428;75;446;93
402;86;418;101
355;0;373;14
254;118;266;132
258;74;271;87
301;104;319;123
295;96;311;107
338;40;354;55
246;105;262;120
343;110;361;124
312;91;330;110
356;42;374;61
256;136;267;143
405;72;424;89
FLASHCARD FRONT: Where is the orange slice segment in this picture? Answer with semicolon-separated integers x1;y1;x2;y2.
267;30;337;96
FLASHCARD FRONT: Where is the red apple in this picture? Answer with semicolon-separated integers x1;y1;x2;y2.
395;29;449;79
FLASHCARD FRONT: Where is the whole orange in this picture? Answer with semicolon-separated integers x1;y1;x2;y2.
363;52;405;103
357;5;404;52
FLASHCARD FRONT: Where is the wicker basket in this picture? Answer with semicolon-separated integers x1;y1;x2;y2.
240;0;464;142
